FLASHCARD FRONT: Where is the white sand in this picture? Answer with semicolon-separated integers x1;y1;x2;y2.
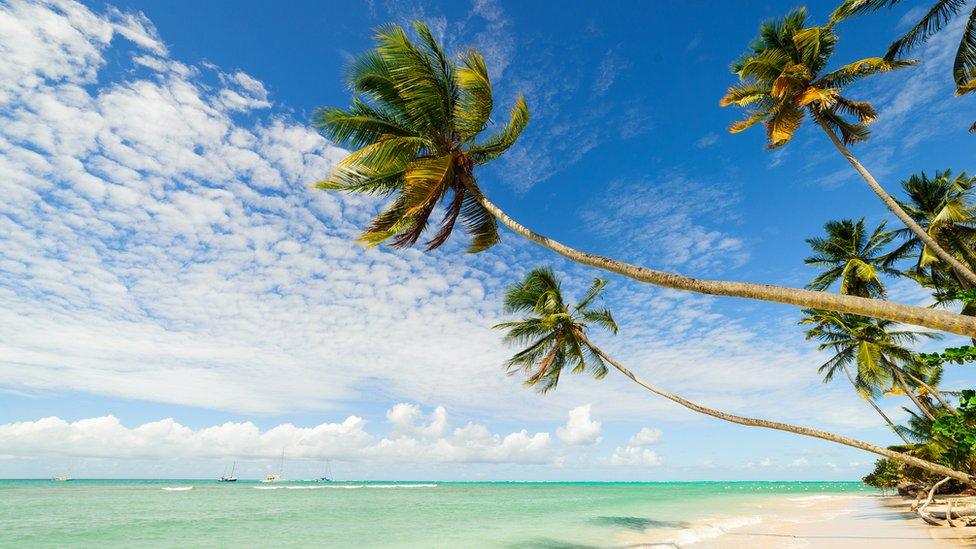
625;494;976;548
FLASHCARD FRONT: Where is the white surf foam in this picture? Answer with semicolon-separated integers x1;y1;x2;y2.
253;483;436;490
665;516;763;546
162;486;193;491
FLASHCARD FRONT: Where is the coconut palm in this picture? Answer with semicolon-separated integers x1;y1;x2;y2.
721;8;976;287
894;170;976;286
495;267;974;483
316;21;976;337
805;218;905;298
493;268;617;393
831;0;976;131
801;310;940;421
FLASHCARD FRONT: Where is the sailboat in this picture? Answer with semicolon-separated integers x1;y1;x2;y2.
218;461;238;482
261;449;286;483
317;460;334;482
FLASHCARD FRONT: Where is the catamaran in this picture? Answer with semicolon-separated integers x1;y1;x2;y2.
218;461;238;482
52;475;72;481
317;460;334;482
261;450;286;483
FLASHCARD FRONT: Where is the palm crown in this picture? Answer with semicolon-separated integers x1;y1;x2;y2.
802;310;936;398
494;268;618;393
314;22;528;252
804;218;904;299
893;170;976;272
720;8;913;148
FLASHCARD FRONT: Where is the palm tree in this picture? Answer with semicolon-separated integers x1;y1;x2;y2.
493;268;617;393
720;8;976;287
495;267;974;484
831;0;976;131
316;21;976;337
805;218;904;298
802;310;940;422
894;170;976;287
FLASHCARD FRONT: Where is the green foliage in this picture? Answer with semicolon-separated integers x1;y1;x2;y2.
314;21;529;253
804;218;905;298
862;458;901;490
722;8;913;148
919;346;976;368
800;310;936;397
957;288;976;304
929;391;976;468
494;268;617;393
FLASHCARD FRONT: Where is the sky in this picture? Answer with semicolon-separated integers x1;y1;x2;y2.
1;0;976;481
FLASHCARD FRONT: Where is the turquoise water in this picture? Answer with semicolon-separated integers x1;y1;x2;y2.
0;480;871;547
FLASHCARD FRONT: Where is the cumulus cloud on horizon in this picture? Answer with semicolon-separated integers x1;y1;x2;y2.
0;404;551;464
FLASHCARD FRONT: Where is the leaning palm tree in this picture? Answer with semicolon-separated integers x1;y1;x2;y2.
831;0;976;131
315;21;976;337
493;268;617;393
802;310;940;421
805;218;905;298
894;170;976;288
495;267;974;483
720;8;976;287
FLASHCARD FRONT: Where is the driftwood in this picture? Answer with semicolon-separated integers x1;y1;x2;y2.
918;477;952;527
928;506;976;519
910;490;925;512
921;477;952;510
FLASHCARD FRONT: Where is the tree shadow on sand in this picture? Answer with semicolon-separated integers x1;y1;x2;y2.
590;516;691;530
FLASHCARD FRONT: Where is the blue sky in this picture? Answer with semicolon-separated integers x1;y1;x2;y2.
2;0;976;481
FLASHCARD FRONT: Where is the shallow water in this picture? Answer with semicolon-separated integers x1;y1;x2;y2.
0;480;871;547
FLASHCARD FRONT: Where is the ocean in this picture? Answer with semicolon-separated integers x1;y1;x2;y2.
0;480;872;547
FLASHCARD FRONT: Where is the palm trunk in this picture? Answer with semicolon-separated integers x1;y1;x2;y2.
900;368;958;415
891;367;937;421
842;365;911;445
814;118;976;288
578;334;975;486
460;176;976;338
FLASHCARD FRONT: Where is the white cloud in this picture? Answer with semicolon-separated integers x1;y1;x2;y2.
0;404;551;464
790;457;809;468
581;174;747;272
695;132;719;148
556;404;602;446
604;426;664;467
627;427;662;446
608;446;663;467
0;0;915;438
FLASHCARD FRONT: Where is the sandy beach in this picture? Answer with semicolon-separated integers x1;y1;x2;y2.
653;495;976;548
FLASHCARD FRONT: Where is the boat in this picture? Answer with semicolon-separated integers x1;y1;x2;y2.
52;475;72;481
218;461;238;482
317;460;334;482
261;449;286;483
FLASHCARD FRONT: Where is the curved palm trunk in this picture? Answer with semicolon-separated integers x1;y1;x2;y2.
578;334;975;485
814;118;976;288
891;367;937;421
842;365;911;445
899;367;959;415
460;177;976;338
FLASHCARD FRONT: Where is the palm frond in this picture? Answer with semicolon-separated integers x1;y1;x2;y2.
574;278;607;312
455;49;493;141
468;94;529;164
818;57;916;88
885;0;968;60
459;191;499;253
954;8;976;94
